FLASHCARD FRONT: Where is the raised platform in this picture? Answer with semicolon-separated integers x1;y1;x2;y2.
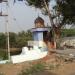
11;46;48;64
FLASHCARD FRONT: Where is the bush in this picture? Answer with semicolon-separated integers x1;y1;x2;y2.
61;29;75;37
0;72;4;75
0;49;8;60
18;63;45;75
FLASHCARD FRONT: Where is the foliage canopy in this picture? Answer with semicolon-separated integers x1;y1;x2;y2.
56;0;75;24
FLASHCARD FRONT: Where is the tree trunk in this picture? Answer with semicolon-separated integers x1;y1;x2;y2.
43;0;62;50
43;0;57;50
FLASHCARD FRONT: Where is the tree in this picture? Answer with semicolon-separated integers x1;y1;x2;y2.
9;32;17;48
0;0;2;3
0;31;32;49
0;33;6;48
56;0;75;24
25;0;55;32
16;31;32;48
25;0;55;27
25;0;50;8
25;0;63;49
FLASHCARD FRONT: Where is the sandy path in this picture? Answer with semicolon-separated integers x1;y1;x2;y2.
0;54;75;75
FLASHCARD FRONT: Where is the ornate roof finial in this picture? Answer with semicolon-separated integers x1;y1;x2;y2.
34;15;45;28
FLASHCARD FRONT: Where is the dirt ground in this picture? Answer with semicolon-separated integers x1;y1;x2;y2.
0;52;75;75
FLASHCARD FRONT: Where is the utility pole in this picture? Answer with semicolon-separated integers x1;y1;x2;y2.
6;17;10;61
6;0;11;61
0;0;11;61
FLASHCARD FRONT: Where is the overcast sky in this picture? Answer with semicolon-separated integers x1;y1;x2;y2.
0;0;56;33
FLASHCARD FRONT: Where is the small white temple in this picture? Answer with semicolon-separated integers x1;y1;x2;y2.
31;16;50;42
30;16;56;49
11;17;49;64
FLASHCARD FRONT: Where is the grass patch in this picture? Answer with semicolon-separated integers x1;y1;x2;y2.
49;63;60;70
0;49;8;60
0;72;5;75
18;63;45;75
61;29;75;37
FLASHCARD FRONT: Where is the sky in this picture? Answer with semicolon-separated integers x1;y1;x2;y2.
0;0;56;33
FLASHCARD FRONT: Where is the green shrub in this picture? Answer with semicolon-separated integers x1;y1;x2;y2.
0;72;5;75
19;63;45;75
61;29;75;37
0;49;8;60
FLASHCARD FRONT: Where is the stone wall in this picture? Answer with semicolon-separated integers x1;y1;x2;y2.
60;37;75;48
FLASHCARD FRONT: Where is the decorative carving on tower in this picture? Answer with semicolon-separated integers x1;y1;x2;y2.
34;16;45;28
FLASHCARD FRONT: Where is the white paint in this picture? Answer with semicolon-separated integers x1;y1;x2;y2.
11;46;48;64
0;60;9;64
